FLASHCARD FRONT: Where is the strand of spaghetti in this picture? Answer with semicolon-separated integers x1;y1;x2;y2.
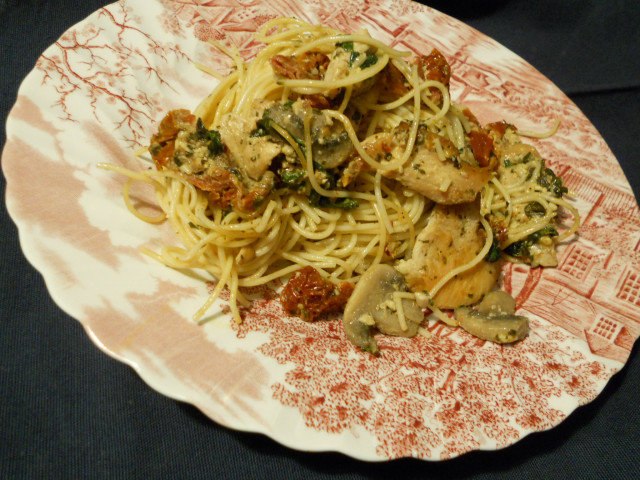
518;118;561;138
121;178;166;223
428;216;494;299
133;146;149;158
194;71;240;125
283;250;350;270
253;200;279;233
362;79;443;111
327;233;358;257
301;235;340;256
255;17;307;35
542;195;581;240
449;112;466;149
288;216;337;239
400;205;416;253
99;163;160;183
391;292;409;332
371;203;387;267
422;84;451;123
192;254;233;322
374;171;393;234
227;270;242;324
239;264;319;287
490;177;513;225
338;85;353;113
433;135;446;161
392;63;422;169
430;303;458;326
194;62;223;80
254;219;286;256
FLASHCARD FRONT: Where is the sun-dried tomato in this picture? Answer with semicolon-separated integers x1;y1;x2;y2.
270;51;330;80
415;48;451;106
281;266;354;322
149;109;196;169
486;121;511;138
187;168;240;211
468;130;495;167
378;61;410;101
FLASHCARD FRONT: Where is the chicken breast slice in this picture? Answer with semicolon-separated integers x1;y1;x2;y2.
396;203;500;309
217;108;282;181
361;125;493;204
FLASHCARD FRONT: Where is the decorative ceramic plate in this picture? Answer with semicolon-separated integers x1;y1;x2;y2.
4;0;640;461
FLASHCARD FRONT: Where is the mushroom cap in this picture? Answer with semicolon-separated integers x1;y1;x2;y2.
343;264;423;352
454;306;529;344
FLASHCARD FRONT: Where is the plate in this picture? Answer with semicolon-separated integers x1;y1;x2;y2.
3;0;640;461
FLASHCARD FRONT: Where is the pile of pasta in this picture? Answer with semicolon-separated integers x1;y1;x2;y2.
105;18;578;339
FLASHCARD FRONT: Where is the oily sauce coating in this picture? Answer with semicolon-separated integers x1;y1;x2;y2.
281;266;354;322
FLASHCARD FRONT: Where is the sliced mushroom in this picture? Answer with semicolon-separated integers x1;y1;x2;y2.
343;264;423;353
454;290;528;344
477;290;516;316
261;102;353;169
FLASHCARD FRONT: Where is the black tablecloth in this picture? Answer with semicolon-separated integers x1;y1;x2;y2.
2;1;639;478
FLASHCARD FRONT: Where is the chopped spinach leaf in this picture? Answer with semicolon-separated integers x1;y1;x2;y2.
347;50;378;69
538;164;568;197
336;40;354;51
505;225;558;259
194;118;224;155
309;190;359;210
485;237;502;262
348;50;360;67
280;169;305;185
361;52;378;68
525;201;546;217
207;129;224;155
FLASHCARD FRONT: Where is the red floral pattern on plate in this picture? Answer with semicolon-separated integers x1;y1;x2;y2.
3;0;639;461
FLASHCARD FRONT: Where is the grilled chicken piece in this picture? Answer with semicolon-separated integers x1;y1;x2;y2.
396;203;500;309
218;112;282;181
360;125;494;204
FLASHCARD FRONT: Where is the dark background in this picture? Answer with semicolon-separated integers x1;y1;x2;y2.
1;1;639;478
